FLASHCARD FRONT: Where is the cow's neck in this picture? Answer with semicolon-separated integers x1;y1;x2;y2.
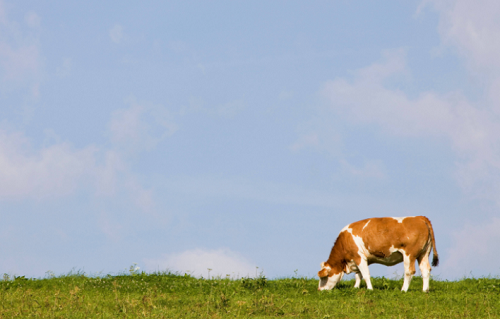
326;239;346;274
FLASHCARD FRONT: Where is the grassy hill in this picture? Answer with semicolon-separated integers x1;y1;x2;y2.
1;271;499;318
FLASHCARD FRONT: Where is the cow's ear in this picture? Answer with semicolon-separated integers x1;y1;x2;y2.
320;262;326;268
318;268;330;278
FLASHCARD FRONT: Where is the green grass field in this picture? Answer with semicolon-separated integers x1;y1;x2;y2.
1;270;499;318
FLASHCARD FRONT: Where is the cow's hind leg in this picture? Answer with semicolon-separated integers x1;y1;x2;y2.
357;259;373;290
418;246;432;292
401;252;416;292
354;272;362;288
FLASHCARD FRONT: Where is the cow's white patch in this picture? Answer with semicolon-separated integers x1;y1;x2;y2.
388;245;398;254
354;273;362;288
419;244;432;292
340;224;351;232
401;251;414;292
346;229;369;257
392;217;406;223
318;272;344;291
362;220;371;231
356;259;373;290
391;216;415;223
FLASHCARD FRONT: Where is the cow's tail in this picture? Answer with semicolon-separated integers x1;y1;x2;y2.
422;216;439;267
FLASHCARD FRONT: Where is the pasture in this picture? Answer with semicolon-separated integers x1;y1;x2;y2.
1;271;499;318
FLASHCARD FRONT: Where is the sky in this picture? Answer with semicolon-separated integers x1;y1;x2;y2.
1;0;500;280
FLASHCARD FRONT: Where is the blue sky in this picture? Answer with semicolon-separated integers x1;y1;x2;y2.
2;0;500;280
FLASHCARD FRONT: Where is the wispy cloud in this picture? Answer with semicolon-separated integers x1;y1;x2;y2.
0;129;136;202
427;0;500;73
0;125;157;219
319;48;500;204
108;97;178;153
0;130;97;200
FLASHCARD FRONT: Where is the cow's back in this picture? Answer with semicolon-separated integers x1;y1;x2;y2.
346;216;430;259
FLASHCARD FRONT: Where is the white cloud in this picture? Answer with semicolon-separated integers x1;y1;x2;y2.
425;0;500;115
427;0;500;73
144;249;258;278
0;35;40;85
441;217;500;278
109;24;124;44
425;1;500;202
323;50;462;138
0;128;155;214
321;48;500;202
0;130;97;199
108;97;178;152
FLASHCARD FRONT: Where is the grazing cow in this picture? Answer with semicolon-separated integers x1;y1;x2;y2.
318;216;438;292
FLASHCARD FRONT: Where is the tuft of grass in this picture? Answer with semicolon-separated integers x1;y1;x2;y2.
0;271;499;318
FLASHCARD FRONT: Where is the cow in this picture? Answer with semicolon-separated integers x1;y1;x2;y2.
317;216;438;292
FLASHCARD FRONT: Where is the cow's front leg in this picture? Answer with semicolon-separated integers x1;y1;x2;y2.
354;272;362;288
401;252;416;292
357;259;373;290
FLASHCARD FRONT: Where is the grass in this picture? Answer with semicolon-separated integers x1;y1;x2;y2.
1;270;499;318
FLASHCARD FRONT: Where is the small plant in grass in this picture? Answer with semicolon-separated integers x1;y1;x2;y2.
129;263;141;276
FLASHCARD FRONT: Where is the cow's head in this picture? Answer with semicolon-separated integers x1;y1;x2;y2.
317;261;344;291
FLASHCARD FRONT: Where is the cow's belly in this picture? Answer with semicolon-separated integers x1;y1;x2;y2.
367;251;404;266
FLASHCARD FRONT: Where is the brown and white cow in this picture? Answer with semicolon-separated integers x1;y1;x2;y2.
318;216;438;292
